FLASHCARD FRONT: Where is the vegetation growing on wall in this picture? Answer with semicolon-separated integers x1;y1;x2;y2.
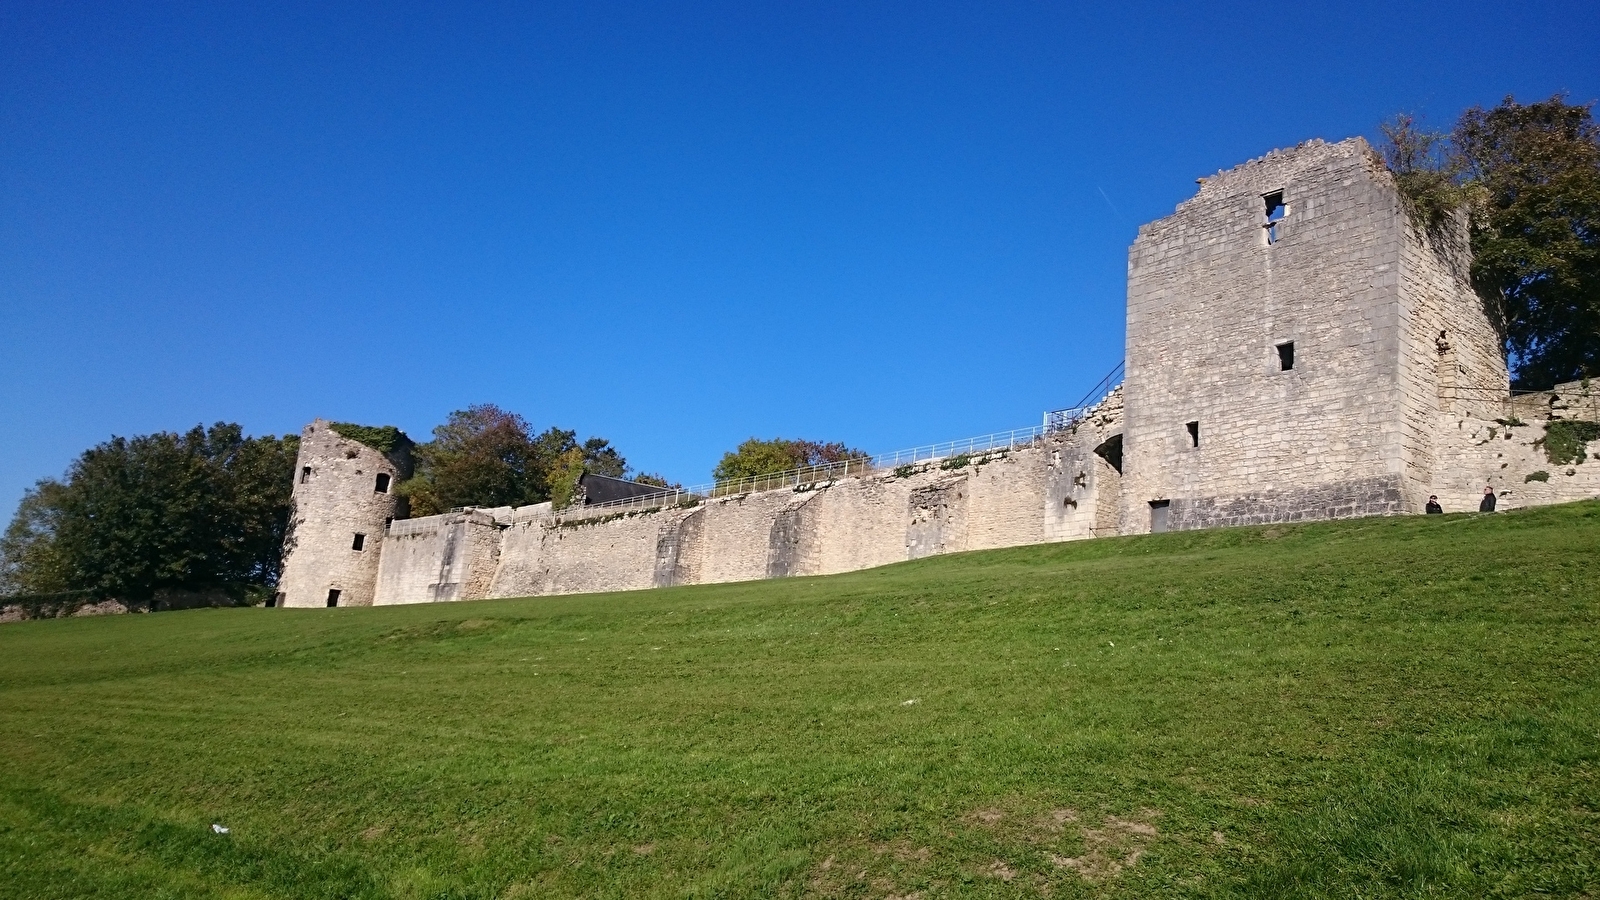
1380;114;1469;231
328;422;411;456
1539;420;1600;465
1379;95;1600;389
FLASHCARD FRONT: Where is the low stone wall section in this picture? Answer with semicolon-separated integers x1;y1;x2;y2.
1431;414;1600;513
368;420;1123;605
374;511;501;605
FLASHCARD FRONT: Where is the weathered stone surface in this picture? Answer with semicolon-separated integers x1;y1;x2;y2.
277;419;410;608
284;138;1598;611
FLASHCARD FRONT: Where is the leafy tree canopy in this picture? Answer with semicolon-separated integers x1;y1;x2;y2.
397;404;635;515
0;424;299;600
1381;94;1600;388
712;438;867;482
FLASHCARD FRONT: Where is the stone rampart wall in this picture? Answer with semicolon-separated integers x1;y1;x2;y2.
374;511;500;606
1431;415;1600;512
368;416;1121;606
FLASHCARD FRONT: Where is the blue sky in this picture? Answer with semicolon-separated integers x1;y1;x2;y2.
3;1;1597;510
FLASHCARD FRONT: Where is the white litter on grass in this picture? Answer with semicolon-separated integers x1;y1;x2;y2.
902;698;920;706
211;824;229;834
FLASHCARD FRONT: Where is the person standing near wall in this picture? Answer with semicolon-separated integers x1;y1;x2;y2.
1479;486;1498;512
1426;495;1444;514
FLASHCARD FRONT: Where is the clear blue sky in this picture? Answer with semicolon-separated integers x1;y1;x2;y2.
3;1;1596;511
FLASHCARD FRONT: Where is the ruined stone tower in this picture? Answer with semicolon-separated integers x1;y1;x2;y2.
1118;137;1508;532
275;420;413;608
262;137;1592;612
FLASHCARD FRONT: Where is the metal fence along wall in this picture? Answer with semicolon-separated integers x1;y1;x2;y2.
385;364;1127;531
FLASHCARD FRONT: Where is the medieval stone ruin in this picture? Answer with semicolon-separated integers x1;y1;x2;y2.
274;138;1600;608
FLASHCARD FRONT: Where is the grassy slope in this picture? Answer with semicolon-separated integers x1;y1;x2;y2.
1;503;1597;899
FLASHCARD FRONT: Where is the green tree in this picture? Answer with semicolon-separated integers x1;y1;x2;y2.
1455;96;1600;388
0;480;70;596
712;438;867;482
0;424;299;600
398;405;635;514
1381;95;1600;387
1379;113;1466;230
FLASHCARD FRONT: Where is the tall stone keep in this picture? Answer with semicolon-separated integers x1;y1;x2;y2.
1119;138;1507;533
276;420;413;608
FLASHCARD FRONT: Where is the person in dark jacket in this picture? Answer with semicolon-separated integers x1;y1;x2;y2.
1479;486;1497;512
1426;495;1443;514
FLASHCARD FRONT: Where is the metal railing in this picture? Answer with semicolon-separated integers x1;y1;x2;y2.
387;360;1130;529
1045;360;1125;433
541;423;1062;520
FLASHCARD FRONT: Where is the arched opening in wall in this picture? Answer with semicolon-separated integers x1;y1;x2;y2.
375;473;391;493
1093;434;1123;474
1092;434;1124;536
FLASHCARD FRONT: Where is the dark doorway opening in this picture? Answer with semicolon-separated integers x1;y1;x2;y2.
1149;499;1171;533
326;589;341;608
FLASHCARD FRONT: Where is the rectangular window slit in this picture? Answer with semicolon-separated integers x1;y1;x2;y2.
375;473;391;493
326;589;341;608
1186;421;1200;448
1277;341;1295;370
352;533;366;551
1263;190;1285;245
300;466;312;484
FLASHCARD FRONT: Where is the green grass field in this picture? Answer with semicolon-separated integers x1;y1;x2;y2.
2;502;1598;899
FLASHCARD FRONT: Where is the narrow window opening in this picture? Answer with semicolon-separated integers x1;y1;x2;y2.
1263;190;1286;245
1277;341;1295;371
375;472;391;493
326;589;341;608
352;533;366;551
300;466;312;484
1149;499;1171;534
1186;421;1200;448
